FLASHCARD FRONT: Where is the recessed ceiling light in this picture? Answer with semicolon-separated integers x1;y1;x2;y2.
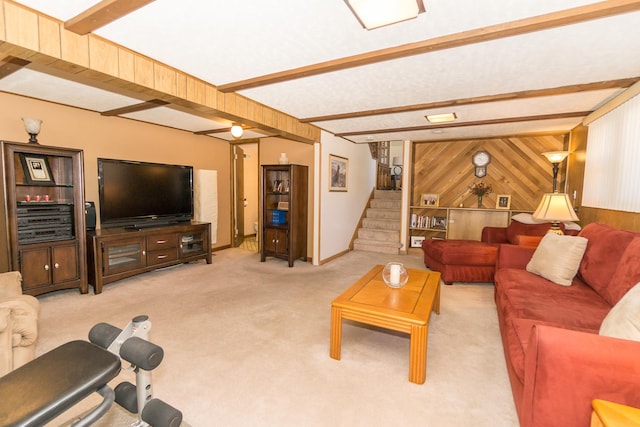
345;0;425;30
426;113;457;124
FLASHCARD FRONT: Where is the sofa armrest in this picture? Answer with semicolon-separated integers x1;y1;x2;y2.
481;226;508;244
496;244;536;271
0;272;23;299
513;235;543;248
520;325;640;427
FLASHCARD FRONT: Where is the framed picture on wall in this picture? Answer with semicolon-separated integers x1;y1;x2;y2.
410;235;426;248
496;195;511;209
420;193;439;206
329;154;348;192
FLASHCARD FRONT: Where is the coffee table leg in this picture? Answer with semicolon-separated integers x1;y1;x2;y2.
330;306;342;360
409;324;428;384
434;281;441;315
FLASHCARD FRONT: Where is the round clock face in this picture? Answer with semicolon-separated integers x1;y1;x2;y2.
472;151;491;167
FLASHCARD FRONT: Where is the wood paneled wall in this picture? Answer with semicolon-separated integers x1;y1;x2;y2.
412;134;568;211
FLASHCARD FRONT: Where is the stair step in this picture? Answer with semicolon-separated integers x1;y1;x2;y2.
374;189;402;200
366;208;401;220
353;238;401;255
362;218;401;231
370;199;401;209
358;228;399;241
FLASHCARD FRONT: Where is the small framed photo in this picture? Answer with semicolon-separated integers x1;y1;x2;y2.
496;195;511;209
19;154;55;185
329;154;348;192
277;201;289;211
420;193;439;206
410;235;426;248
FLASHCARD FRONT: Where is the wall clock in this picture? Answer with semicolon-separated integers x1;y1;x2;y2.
472;150;491;178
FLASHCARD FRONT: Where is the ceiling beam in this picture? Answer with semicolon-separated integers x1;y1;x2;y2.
335;111;592;137
302;78;640;123
100;99;168;116
65;0;156;35
194;125;253;135
0;56;30;80
218;0;640;92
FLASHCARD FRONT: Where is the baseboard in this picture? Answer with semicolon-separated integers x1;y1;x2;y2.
318;248;351;265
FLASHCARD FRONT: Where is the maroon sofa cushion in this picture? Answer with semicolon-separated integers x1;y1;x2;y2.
425;239;498;265
601;236;640;306
578;223;637;305
505;221;557;245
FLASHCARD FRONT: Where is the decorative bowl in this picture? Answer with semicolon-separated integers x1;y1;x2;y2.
382;262;408;288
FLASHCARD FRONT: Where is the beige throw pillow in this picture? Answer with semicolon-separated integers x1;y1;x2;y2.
599;283;640;340
525;233;588;286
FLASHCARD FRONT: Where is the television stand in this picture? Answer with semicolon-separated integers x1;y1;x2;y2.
87;222;212;294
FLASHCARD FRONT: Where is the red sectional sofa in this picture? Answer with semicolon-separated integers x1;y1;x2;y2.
421;220;569;284
494;222;640;427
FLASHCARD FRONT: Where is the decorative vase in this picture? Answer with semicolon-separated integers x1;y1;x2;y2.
382;262;409;288
477;195;483;208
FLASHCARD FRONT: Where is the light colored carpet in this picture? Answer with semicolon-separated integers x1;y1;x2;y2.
36;249;518;426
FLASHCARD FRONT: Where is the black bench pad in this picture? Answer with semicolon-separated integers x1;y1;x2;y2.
0;340;121;427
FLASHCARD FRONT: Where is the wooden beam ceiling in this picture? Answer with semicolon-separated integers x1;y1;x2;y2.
335;111;592;137
65;0;156;35
302;78;640;123
218;0;640;92
193;125;253;135
0;56;30;80
100;99;168;116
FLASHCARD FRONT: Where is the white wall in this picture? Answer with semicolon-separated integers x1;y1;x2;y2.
319;131;376;261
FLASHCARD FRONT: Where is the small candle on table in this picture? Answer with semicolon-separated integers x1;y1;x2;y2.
390;264;400;284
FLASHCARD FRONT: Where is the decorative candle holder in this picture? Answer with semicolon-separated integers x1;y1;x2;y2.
382;262;408;288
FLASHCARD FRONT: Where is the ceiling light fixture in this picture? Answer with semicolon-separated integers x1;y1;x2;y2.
426;113;457;124
231;124;244;138
345;0;425;30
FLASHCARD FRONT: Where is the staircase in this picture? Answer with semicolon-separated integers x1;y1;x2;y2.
353;190;402;254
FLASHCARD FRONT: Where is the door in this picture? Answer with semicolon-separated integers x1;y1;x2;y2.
19;246;51;289
232;145;245;247
51;243;79;284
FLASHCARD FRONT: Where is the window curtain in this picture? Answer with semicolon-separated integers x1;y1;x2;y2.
583;93;640;213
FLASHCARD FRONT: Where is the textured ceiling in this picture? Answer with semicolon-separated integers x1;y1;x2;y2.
3;0;640;143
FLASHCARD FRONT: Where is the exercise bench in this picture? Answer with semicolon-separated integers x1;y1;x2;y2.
0;316;182;427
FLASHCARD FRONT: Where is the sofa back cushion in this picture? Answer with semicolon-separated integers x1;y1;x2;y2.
603;237;640;306
506;220;557;245
578;223;637;304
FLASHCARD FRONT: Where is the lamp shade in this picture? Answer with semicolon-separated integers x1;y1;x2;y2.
22;117;42;135
532;193;579;222
541;151;569;164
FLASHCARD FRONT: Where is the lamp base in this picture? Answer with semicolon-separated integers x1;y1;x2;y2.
28;133;39;144
547;222;565;235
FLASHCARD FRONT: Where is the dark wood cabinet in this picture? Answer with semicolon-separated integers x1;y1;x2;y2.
260;164;308;267
0;141;87;295
87;222;211;293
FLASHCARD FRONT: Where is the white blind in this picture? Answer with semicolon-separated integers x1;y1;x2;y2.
583;93;640;212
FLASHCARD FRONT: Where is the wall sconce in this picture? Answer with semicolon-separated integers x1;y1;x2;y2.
22;117;42;144
541;151;569;192
392;156;403;175
230;124;244;138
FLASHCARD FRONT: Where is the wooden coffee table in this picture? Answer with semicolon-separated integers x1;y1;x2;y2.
330;265;441;384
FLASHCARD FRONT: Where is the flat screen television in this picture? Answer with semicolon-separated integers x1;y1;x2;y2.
97;158;194;229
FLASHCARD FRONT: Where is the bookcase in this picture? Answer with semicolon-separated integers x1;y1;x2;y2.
260;164;308;267
0;141;87;295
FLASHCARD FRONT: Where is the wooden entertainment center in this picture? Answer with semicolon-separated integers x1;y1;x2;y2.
87;222;211;294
